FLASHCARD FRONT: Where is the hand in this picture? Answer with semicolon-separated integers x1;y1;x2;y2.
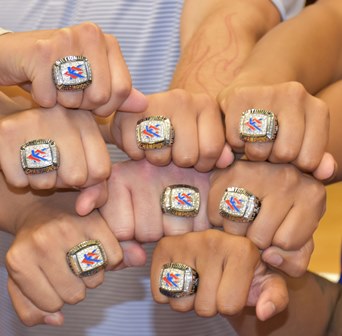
150;230;288;321
113;89;234;172
218;81;329;174
0;105;111;192
0;22;147;116
5;190;146;326
99;159;212;243
207;160;326;276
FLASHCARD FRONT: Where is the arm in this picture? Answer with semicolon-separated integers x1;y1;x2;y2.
223;0;342;93
227;272;341;336
171;0;281;97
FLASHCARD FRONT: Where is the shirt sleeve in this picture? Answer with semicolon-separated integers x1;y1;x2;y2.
271;0;306;20
0;27;12;35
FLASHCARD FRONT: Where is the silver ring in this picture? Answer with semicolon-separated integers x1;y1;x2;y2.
161;184;200;217
53;55;92;90
20;139;59;174
136;116;175;149
240;108;278;142
159;262;199;298
66;240;107;277
219;187;261;223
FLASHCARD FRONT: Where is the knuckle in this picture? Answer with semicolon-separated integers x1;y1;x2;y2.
173;154;197;168
217;301;243;316
19;310;42;327
63;287;86;305
78;22;102;39
6;248;24;275
284;81;307;100
271;147;298;163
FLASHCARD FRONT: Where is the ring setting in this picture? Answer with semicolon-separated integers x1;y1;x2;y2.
161;184;200;217
219;187;261;223
53;55;92;90
136;116;175;149
240;108;278;142
66;240;107;277
20;139;59;174
159;262;199;298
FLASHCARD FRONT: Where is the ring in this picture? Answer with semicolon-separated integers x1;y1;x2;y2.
66;240;107;277
161;184;200;217
240;108;278;142
20;139;59;174
52;55;92;90
159;262;199;298
219;187;261;223
136;116;175;149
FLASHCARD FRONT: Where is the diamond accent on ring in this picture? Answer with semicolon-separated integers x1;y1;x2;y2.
159;262;199;298
66;240;107;277
240;108;278;142
136;116;175;149
53;56;92;90
161;184;200;217
20;139;59;174
219;187;261;223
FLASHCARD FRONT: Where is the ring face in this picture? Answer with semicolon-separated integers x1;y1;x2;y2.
66;240;107;277
136;116;175;149
53;56;92;90
159;262;199;298
20;139;59;174
240;109;278;142
219;187;261;223
161;184;200;217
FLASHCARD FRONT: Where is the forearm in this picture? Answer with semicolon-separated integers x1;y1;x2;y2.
226;272;341;336
170;0;281;97
231;0;342;94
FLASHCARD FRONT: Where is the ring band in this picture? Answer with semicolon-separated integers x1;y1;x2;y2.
161;184;200;217
136;116;175;149
240;109;278;142
20;139;59;174
219;187;261;223
66;240;107;277
53;56;92;90
159;262;199;298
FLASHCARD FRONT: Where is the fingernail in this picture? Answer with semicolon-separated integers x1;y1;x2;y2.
44;313;63;326
264;253;283;267
262;301;276;320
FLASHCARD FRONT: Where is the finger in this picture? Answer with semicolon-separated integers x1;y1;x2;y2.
312;152;337;182
244;141;273;162
117;87;148;113
215;143;235;169
262;239;314;277
131;179;164;242
117;240;147;268
75;181;109;216
171;108;199;169
195;101;225;172
268;106;304;163
91;34;132;116
116;112;145;160
78;27;112;111
292;97;329;172
8;277;64;327
216;238;260;315
6;251;64;312
255;272;289;321
100;164;135;241
246;195;291;250
273;178;325;250
77;112;111;187
194;255;222;317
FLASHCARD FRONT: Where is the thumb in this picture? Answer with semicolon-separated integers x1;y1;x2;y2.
118;87;148;113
